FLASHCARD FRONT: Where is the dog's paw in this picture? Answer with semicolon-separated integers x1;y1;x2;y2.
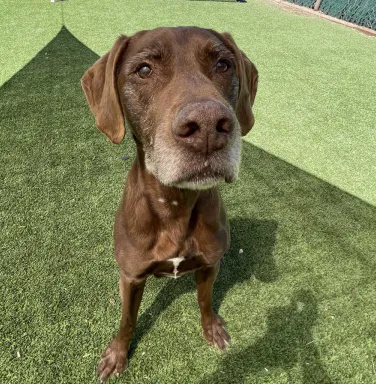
202;313;231;351
97;339;128;383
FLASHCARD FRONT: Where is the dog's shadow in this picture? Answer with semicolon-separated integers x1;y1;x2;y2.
129;218;278;356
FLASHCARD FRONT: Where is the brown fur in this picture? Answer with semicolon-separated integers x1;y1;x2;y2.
81;26;258;382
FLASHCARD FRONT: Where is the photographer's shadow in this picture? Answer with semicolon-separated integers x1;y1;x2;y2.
199;289;333;384
129;218;278;356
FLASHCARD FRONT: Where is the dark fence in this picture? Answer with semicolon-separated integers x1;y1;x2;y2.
286;0;315;6
285;0;376;30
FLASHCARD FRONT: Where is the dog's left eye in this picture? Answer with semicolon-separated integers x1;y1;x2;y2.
216;60;231;73
137;65;152;79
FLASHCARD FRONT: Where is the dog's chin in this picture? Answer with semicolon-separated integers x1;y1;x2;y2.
144;148;240;190
165;171;238;191
171;178;221;190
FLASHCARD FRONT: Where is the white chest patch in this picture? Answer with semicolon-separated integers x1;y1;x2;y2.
167;256;185;279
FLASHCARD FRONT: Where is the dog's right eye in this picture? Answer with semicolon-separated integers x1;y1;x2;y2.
137;65;152;79
216;60;231;73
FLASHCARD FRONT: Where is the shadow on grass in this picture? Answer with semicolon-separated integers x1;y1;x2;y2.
3;25;375;383
199;289;333;384
130;218;278;357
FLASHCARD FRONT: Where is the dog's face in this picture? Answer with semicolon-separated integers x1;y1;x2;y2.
82;27;258;190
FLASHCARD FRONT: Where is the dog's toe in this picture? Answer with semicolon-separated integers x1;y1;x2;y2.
202;313;231;351
97;339;128;382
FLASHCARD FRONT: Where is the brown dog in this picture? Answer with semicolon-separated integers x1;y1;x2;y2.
81;26;258;382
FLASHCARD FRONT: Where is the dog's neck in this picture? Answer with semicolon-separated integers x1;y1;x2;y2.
131;146;215;217
122;146;223;254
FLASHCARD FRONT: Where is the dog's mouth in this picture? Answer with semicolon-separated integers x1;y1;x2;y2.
186;167;222;181
168;162;237;190
145;131;241;190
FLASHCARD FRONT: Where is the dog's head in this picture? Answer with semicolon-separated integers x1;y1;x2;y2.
81;27;258;190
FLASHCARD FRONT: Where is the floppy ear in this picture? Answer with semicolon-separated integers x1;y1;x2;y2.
219;32;258;136
81;36;129;144
236;51;258;136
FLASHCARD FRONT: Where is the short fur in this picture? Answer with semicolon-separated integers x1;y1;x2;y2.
81;26;258;382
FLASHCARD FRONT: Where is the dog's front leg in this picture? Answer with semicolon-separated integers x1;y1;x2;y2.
195;262;231;351
97;271;146;383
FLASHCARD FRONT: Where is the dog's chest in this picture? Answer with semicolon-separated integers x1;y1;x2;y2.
152;253;207;279
147;220;226;279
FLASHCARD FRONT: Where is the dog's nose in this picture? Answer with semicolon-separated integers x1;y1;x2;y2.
172;100;234;155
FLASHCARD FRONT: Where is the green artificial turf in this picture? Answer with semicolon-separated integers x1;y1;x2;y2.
62;0;376;205
1;27;375;383
0;0;61;85
1;0;375;205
